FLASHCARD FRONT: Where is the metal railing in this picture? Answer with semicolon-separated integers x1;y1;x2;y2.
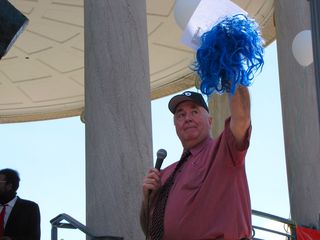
51;210;294;240
50;213;123;240
252;209;295;240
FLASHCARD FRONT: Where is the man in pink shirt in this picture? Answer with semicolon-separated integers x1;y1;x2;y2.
140;87;251;240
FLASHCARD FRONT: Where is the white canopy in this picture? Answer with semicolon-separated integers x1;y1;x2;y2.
0;0;275;123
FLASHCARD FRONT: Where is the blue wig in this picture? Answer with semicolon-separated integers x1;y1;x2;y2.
193;14;264;96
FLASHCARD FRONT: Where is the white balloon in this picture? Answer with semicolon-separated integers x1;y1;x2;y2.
292;30;314;67
174;0;201;30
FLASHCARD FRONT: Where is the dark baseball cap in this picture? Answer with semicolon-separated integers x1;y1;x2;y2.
168;91;209;114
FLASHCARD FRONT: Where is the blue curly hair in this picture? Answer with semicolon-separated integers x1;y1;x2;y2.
193;14;264;96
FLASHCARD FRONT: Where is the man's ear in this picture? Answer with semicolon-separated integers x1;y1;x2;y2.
208;116;213;126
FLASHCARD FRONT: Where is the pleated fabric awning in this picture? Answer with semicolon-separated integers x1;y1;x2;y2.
0;0;275;123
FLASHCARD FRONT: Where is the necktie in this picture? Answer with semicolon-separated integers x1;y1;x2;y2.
150;150;191;240
0;205;6;237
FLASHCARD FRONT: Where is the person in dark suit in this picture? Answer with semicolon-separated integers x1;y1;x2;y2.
0;168;40;240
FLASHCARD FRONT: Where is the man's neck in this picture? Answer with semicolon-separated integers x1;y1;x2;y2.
183;135;211;150
0;193;16;205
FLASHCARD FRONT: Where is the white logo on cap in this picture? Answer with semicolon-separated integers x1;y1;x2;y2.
184;92;192;96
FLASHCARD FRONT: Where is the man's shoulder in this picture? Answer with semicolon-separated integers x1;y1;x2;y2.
16;197;39;207
162;161;177;172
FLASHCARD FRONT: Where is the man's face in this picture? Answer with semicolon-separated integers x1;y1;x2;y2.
174;101;212;149
0;174;11;202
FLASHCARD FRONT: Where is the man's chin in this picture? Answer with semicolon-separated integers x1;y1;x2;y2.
181;134;199;144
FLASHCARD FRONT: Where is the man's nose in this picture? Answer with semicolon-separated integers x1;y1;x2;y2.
184;112;193;121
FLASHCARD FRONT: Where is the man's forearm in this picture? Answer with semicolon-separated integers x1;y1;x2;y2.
229;86;251;145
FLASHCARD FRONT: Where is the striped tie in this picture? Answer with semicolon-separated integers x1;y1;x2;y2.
150;151;191;240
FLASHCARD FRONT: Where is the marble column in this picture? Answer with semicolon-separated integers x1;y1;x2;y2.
275;0;320;228
84;0;152;239
209;94;230;138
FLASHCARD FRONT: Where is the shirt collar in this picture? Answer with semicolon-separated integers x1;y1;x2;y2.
189;136;213;157
1;196;18;208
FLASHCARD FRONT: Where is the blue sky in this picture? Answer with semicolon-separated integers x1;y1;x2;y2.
0;41;290;240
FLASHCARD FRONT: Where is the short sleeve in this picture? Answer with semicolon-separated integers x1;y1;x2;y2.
223;117;252;166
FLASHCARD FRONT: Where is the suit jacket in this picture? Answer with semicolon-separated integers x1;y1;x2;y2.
4;197;41;240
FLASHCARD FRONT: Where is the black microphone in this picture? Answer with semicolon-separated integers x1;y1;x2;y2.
155;149;167;170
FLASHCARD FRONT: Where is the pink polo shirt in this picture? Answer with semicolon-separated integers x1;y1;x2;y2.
160;117;252;240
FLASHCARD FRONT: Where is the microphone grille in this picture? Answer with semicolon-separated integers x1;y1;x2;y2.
157;149;167;159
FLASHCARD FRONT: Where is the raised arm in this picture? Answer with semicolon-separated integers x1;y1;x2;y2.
229;86;251;147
